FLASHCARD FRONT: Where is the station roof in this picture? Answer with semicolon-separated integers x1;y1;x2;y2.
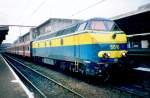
0;26;9;44
111;3;150;35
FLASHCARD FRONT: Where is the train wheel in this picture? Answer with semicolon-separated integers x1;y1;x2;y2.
59;62;65;71
80;69;84;75
100;71;110;82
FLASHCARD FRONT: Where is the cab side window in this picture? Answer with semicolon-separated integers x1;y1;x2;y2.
77;22;87;31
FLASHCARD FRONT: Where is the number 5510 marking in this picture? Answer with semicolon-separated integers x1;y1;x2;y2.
110;45;120;50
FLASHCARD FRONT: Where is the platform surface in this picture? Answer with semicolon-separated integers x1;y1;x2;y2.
134;67;150;72
0;54;28;98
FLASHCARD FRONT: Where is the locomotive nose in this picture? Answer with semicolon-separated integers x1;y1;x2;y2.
98;52;110;58
98;51;128;59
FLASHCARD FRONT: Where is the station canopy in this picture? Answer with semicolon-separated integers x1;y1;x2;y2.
0;26;9;44
112;3;150;35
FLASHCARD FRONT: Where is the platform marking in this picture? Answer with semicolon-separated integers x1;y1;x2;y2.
134;67;150;72
11;80;19;83
0;55;34;98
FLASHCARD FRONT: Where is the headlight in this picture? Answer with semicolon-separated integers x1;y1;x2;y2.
103;53;110;58
122;52;127;57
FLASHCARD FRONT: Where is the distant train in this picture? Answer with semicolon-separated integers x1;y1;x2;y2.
6;18;128;81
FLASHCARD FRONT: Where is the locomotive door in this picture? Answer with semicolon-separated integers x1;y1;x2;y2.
74;35;80;60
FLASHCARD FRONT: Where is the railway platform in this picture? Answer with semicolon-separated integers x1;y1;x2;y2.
0;54;32;98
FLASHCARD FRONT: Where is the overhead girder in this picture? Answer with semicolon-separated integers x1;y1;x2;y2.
114;11;150;34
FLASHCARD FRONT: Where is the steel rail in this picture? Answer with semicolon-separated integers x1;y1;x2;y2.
4;54;85;98
2;55;47;98
112;84;150;98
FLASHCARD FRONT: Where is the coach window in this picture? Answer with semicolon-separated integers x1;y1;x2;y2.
28;46;30;50
77;22;87;31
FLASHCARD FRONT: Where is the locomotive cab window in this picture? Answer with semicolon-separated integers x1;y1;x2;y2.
77;22;87;31
91;21;106;31
104;21;120;31
90;20;121;31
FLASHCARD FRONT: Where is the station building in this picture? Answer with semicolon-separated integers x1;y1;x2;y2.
30;18;82;40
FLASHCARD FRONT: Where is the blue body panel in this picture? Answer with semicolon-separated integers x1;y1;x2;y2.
32;43;127;63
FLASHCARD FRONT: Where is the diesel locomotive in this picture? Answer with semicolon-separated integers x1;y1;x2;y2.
7;18;128;81
32;18;127;80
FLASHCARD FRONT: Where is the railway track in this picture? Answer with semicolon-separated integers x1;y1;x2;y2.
2;54;85;98
113;84;150;98
111;71;150;98
3;54;150;98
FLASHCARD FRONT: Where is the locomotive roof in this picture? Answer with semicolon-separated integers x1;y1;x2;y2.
87;17;113;21
34;17;113;41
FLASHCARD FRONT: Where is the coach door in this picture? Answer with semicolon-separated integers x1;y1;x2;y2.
22;45;25;56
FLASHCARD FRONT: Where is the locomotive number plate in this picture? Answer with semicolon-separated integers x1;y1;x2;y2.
110;45;120;50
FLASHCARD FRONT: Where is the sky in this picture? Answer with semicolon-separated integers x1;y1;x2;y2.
0;0;150;43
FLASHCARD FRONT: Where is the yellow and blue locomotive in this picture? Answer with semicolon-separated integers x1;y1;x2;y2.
32;18;127;80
